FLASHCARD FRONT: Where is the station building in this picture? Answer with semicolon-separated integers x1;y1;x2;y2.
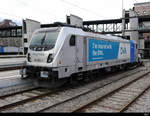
134;2;150;58
0;26;22;54
0;2;150;58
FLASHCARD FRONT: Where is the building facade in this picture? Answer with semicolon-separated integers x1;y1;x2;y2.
134;2;150;58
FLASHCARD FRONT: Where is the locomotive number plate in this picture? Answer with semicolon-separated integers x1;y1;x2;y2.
40;71;48;78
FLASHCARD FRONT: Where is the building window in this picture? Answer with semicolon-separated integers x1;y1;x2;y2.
24;38;28;43
145;37;150;48
11;29;16;36
136;11;140;15
17;29;22;36
0;28;22;37
23;20;27;34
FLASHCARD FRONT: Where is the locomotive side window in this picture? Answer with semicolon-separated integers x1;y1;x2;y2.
69;35;76;46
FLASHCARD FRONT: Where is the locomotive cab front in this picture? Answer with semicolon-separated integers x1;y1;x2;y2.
20;27;60;80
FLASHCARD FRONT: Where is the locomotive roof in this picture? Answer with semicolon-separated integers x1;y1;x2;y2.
35;26;136;44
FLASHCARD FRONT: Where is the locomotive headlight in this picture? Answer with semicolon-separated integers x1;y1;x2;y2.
47;54;53;63
27;53;31;62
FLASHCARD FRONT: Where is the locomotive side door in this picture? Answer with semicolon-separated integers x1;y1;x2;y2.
75;36;85;72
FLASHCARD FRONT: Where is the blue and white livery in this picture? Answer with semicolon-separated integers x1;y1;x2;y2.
88;39;136;63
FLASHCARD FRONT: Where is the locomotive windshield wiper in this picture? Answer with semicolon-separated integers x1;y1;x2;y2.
41;33;46;45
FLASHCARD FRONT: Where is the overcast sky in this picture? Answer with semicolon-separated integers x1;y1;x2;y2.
0;0;150;25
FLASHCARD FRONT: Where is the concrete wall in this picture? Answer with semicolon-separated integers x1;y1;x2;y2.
22;19;40;54
129;9;139;48
135;2;150;16
22;19;41;48
139;39;145;49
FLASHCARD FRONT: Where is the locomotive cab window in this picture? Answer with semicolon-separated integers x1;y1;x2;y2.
29;30;59;51
69;35;76;46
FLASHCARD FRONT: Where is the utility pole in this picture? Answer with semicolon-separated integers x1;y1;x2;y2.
122;0;124;11
122;0;125;37
22;19;25;55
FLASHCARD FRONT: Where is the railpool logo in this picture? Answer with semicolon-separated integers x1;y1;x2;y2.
120;47;127;55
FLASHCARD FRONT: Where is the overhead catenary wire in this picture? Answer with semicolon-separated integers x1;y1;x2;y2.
0;0;61;24
19;0;61;22
134;0;138;3
58;0;109;19
16;0;59;18
0;9;24;19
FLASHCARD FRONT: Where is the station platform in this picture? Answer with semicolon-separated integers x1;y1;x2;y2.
0;57;25;68
142;59;150;68
141;59;150;62
0;55;25;58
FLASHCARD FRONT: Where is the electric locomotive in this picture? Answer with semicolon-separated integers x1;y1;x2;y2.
20;24;139;88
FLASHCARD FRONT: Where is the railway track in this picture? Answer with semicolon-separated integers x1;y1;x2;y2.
39;67;150;113
0;67;148;112
73;71;150;112
125;86;150;112
0;87;62;112
0;65;139;98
